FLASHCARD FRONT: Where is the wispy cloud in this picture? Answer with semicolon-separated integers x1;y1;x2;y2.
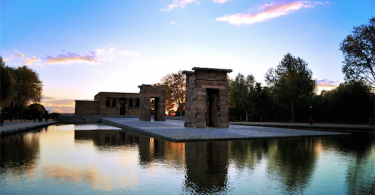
24;56;42;65
4;58;9;61
95;48;140;62
46;52;99;64
216;1;325;26
42;95;56;100
170;21;176;24
213;0;230;3
317;79;338;88
163;0;198;11
17;53;25;58
42;98;76;113
10;54;15;59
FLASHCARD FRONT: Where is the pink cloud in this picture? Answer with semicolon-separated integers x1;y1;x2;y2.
24;56;42;65
17;53;25;58
4;58;9;61
216;1;324;25
317;79;338;88
163;0;198;11
46;52;99;64
213;0;230;3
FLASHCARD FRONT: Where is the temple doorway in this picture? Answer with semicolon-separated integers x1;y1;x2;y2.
206;88;219;127
120;98;126;115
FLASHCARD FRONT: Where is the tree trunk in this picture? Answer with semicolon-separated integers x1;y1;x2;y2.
242;107;248;121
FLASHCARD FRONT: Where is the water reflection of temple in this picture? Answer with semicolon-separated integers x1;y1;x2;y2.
74;130;139;146
184;141;229;194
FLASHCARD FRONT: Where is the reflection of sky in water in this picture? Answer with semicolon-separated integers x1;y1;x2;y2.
51;124;122;131
0;124;374;194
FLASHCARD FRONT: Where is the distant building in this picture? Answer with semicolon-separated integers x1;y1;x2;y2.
75;92;140;115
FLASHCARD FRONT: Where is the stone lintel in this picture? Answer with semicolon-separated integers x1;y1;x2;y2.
182;70;194;76
192;67;232;73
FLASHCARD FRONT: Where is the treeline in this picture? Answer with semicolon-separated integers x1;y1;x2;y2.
228;71;374;123
0;56;45;120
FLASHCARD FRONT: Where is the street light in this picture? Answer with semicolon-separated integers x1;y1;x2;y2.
310;105;312;116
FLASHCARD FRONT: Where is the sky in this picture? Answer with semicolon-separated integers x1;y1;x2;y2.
1;0;374;113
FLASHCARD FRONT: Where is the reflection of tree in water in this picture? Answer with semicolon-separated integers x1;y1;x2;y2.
267;138;318;194
322;133;375;194
228;139;269;172
0;132;40;176
183;141;229;194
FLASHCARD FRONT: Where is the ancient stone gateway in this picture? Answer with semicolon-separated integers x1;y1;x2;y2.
183;67;232;128
138;84;166;121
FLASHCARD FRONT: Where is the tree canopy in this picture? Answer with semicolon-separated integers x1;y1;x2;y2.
154;70;186;115
1;56;43;119
340;17;375;89
13;66;43;107
229;73;255;121
265;53;316;122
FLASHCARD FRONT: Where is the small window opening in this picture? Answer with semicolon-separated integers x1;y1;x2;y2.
112;98;116;107
129;98;134;107
106;98;110;106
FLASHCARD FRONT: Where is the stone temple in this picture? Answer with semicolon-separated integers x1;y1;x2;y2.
183;67;232;128
138;84;166;121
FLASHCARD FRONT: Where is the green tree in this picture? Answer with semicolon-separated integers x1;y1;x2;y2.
13;66;43;117
340;17;375;89
28;103;46;119
229;73;255;121
154;70;186;115
0;56;16;107
265;53;316;122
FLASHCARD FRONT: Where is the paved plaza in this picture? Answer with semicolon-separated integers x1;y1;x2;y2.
101;118;348;142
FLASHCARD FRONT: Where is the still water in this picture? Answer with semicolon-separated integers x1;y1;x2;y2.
1;124;374;194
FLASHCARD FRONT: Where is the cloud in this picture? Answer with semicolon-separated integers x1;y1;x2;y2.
317;79;338;88
4;58;9;61
10;54;15;59
42;95;56;100
216;1;324;25
45;106;75;113
163;0;198;11
46;52;99;64
17;53;26;58
170;21;176;24
24;56;42;65
95;48;140;62
213;0;230;3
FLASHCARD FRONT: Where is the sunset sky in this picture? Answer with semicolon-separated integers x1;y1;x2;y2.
1;0;373;113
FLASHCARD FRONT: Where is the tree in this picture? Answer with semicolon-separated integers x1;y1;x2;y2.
340;17;375;89
28;103;46;119
265;53;316;122
154;70;186;115
229;73;255;121
0;56;16;107
13;66;43;108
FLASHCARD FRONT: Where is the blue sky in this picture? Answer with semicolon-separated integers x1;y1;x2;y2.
1;0;374;113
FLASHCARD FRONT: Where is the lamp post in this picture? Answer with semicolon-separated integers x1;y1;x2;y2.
310;105;312;116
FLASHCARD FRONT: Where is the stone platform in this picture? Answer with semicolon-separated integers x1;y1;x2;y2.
101;118;348;142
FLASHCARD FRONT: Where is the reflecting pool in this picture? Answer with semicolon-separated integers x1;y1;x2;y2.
1;124;374;194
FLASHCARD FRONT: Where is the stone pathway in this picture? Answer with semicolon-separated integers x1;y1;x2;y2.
101;118;348;142
0;120;58;135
